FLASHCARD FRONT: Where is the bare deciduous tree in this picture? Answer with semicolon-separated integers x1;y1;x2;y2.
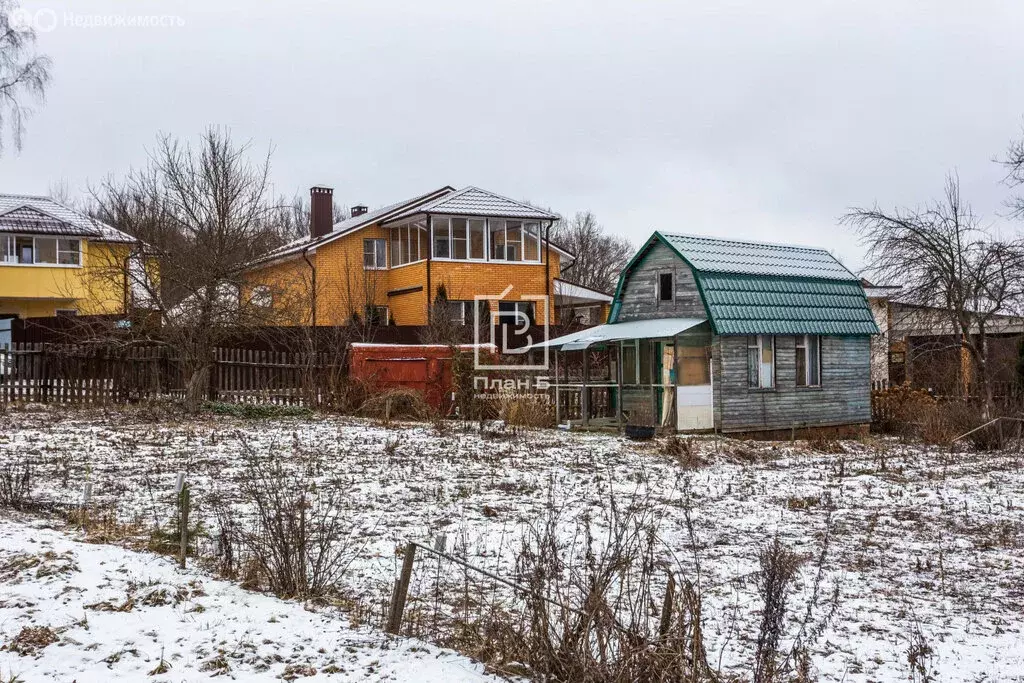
268;193;348;246
0;1;51;153
93;128;294;409
551;211;632;295
843;173;1024;414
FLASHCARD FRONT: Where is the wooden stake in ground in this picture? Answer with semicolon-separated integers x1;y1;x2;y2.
176;474;189;569
386;542;416;635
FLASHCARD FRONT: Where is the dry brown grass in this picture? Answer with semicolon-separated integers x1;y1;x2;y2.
498;393;554;430
358;388;434;424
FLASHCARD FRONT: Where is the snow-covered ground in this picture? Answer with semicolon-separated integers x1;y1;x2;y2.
1;408;1023;681
0;515;500;682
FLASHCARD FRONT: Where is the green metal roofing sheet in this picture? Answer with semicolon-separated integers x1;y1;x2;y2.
608;232;879;335
697;272;878;336
661;232;858;280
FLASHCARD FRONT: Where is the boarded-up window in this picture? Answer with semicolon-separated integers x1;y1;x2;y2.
676;346;711;386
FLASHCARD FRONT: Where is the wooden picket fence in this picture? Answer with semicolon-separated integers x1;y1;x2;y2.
0;343;339;406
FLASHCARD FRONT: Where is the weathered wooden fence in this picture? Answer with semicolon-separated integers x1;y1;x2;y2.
0;343;339;406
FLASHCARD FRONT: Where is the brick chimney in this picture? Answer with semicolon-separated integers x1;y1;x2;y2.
310;186;334;239
351;205;368;218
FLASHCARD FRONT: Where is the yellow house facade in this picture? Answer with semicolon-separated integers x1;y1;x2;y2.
0;194;142;321
246;186;610;329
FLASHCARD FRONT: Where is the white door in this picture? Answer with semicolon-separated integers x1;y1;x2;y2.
676;346;713;431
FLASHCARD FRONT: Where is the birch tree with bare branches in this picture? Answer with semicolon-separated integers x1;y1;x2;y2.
0;0;51;152
843;173;1024;415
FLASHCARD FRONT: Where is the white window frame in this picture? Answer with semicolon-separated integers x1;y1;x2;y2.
795;334;822;387
432;216;451;259
2;235;82;268
747;335;776;389
388;220;427;268
363;238;387;270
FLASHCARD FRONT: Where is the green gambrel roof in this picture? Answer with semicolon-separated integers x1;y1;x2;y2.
610;232;880;336
699;273;879;335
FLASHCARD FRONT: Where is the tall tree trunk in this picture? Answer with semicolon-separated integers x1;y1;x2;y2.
184;361;211;412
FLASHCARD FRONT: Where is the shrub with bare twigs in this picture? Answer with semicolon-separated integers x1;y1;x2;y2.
221;444;361;600
754;538;803;683
0;460;33;510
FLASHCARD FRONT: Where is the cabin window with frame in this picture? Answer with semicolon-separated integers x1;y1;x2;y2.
747;335;775;389
363;238;386;269
658;272;674;302
795;334;821;387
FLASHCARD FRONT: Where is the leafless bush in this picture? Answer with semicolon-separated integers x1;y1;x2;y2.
0;460;33;510
659;436;707;469
423;496;717;681
906;616;936;683
753;538;803;683
228;444;359;600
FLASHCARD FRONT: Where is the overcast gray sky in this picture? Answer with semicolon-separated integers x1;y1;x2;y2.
3;0;1024;271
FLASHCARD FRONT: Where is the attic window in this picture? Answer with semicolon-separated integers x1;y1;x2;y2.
658;272;673;301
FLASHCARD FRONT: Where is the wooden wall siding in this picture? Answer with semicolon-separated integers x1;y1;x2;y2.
713;334;871;433
616;242;707;322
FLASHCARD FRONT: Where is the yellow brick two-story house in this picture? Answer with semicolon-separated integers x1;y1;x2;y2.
0;194;144;322
244;185;610;331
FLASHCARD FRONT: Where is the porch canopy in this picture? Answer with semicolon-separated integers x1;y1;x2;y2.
534;317;707;351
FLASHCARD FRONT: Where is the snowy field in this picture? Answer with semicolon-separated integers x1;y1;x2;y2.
1;407;1023;681
0;514;500;682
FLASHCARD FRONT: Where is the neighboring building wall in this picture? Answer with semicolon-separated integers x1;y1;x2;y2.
246;225;564;327
315;225;394;325
431;250;560;325
712;334;871;433
385;262;429;325
615;242;706;322
0;240;131;318
868;297;889;385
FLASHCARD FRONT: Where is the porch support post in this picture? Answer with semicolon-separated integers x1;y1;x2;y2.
581;347;590;427
616;341;624;429
649;340;658;432
554;347;561;425
671;334;679;431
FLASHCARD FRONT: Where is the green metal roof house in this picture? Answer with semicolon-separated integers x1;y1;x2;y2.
540;231;878;437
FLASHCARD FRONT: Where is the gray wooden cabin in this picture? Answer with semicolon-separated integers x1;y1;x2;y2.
540;232;878;436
